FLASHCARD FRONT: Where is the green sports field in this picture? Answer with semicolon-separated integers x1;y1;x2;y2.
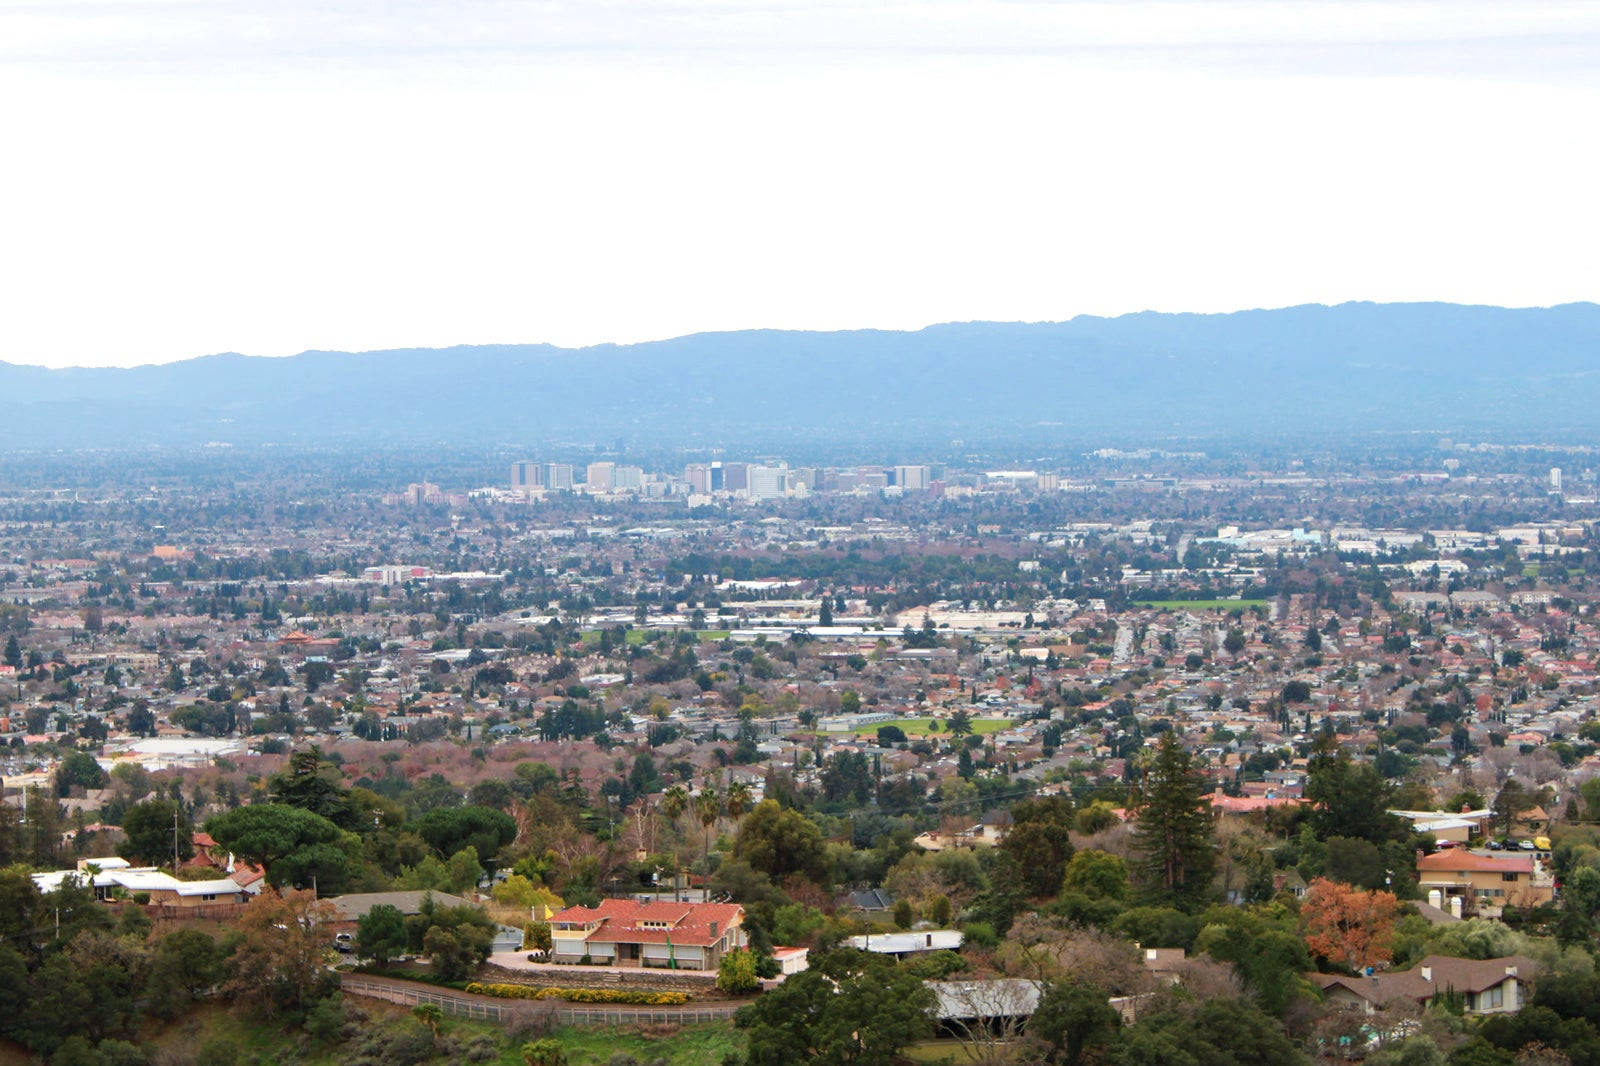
846;716;1011;736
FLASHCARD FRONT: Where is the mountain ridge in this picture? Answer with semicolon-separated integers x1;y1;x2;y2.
3;301;1599;449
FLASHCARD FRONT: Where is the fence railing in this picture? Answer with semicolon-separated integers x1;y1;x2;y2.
339;975;740;1028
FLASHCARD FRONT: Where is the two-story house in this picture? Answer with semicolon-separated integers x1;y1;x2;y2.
1415;851;1553;913
546;899;744;970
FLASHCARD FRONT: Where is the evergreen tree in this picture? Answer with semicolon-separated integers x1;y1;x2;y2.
1131;733;1216;909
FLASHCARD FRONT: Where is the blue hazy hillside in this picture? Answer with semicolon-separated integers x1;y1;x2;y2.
2;301;1598;448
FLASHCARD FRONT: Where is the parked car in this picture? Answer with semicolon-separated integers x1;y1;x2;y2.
333;932;355;953
1519;839;1538;851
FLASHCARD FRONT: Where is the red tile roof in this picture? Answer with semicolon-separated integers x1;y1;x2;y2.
1417;852;1534;875
549;898;743;948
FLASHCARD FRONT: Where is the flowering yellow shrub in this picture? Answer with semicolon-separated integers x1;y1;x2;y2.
464;982;690;1006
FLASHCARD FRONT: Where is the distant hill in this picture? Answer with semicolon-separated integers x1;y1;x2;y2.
3;302;1598;449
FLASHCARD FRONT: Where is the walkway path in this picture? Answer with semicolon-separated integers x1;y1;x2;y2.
339;973;742;1028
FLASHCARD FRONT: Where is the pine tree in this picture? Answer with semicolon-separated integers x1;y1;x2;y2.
1131;732;1216;909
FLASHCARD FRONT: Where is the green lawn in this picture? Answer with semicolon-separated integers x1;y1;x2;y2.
1133;599;1268;612
847;716;1011;736
580;628;731;645
533;1022;743;1065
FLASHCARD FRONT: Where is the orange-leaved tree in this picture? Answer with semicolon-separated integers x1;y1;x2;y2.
1302;876;1399;973
225;888;340;1010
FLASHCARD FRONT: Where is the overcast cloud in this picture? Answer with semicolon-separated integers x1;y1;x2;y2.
3;0;1598;366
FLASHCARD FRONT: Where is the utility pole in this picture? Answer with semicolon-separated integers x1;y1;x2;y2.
173;804;182;871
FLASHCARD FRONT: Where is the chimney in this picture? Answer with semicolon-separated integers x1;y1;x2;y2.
1450;896;1463;919
709;921;718;938
1505;966;1518;977
1462;803;1472;813
926;933;933;947
1421;965;1433;983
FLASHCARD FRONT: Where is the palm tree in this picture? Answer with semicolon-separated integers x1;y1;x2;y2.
661;785;689;823
695;787;722;857
725;782;752;822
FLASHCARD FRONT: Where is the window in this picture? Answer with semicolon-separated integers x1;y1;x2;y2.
1485;985;1503;1008
1502;873;1519;882
202;893;216;901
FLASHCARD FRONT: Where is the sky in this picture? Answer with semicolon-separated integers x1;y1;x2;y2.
2;1;1599;368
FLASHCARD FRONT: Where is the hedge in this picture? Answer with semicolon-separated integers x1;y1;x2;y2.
463;982;690;1006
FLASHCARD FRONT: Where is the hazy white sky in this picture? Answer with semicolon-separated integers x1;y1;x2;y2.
3;0;1599;367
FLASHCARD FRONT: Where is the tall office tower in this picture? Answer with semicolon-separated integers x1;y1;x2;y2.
613;465;644;491
1551;467;1564;492
709;462;725;492
723;462;750;493
511;461;545;491
586;462;616;490
544;463;574;490
747;465;788;500
684;464;711;493
892;465;930;490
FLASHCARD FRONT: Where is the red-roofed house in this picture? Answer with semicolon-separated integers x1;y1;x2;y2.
547;899;745;970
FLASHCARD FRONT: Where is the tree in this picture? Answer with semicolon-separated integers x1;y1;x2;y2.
660;785;689;823
119;799;193;868
54;752;107;796
736;949;934;1066
268;747;356;828
3;636;19;668
1131;733;1216;909
1000;819;1075;899
1493;779;1530;838
225;889;338;1010
1027;980;1121;1066
1117;998;1310;1066
1063;849;1130;900
948;709;974;736
357;903;409;964
725;782;753;821
696;787;723;855
1306;751;1405;844
413;806;517;870
1302;876;1399;972
146;928;225;1018
733;800;827;882
203;804;350;889
423;922;492;980
717;946;761;994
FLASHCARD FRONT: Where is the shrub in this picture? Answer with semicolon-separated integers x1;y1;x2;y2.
303;995;353;1044
194;1037;240;1066
521;1039;568;1066
503;1002;558;1042
717;947;760;995
961;921;998;948
464;982;690;1005
346;1017;436;1066
903;950;969;979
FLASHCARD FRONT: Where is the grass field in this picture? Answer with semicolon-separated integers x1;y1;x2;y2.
1133;599;1268;612
847;716;1011;736
539;1022;743;1064
580;629;731;646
